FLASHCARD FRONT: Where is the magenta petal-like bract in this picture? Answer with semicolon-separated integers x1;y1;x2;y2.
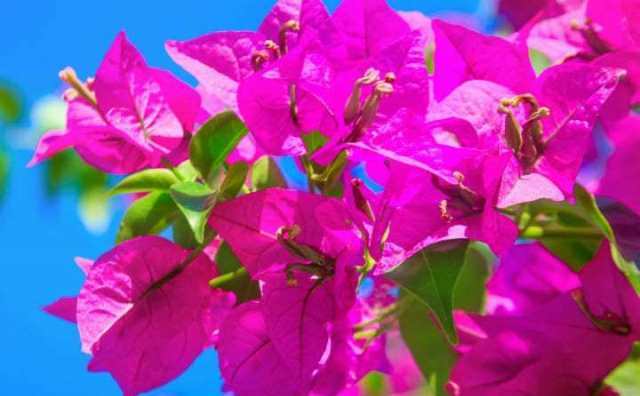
262;272;336;386
451;244;640;396
218;302;301;396
76;236;226;396
210;188;359;277
432;20;535;100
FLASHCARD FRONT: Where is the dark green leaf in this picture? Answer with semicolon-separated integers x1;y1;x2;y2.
172;214;199;249
399;291;457;396
302;131;328;154
541;237;599;271
220;161;249;200
387;239;470;344
251;156;286;190
214;242;260;303
453;242;493;313
110;168;179;195
169;181;216;244
529;48;551;76
0;84;22;123
116;192;178;243
189;111;247;184
574;185;640;292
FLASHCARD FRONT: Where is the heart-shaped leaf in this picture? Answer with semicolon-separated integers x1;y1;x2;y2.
388;239;470;344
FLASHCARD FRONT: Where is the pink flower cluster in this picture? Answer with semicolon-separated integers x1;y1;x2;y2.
33;0;640;395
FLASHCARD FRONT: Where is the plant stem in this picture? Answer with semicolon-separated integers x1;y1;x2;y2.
209;267;248;289
521;225;602;239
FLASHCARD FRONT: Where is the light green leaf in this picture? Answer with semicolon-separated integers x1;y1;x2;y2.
388;239;470;344
302;131;328;154
529;48;552;76
189;112;247;185
116;192;178;243
169;181;216;244
213;242;260;303
425;41;436;75
220;161;249;200
176;160;199;181
251;156;287;190
399;291;456;396
110;168;179;195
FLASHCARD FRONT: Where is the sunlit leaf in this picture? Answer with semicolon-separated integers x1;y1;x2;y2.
110;169;179;195
116;192;178;243
189;112;247;185
251;156;286;191
169;181;216;244
220;162;249;201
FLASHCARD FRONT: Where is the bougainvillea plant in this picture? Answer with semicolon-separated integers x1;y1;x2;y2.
32;0;640;395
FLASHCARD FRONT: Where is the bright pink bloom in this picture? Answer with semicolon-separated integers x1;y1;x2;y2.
29;32;200;174
597;117;640;216
487;243;580;315
432;20;536;101
76;236;231;396
210;188;362;277
450;244;640;395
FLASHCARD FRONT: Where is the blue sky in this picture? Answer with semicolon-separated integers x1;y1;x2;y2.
0;1;481;394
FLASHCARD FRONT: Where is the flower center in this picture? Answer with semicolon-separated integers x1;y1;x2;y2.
433;171;485;222
570;18;611;56
250;19;300;72
59;66;97;106
343;68;395;142
498;94;550;172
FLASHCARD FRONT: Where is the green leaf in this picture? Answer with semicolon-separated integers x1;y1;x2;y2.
220;161;249;200
251;156;287;190
110;168;179;195
169;181;216;244
399;291;457;396
606;343;640;396
172;214;199;249
574;185;640;292
453;242;493;313
0;84;22;124
116;192;178;243
302;131;329;154
425;41;436;75
359;372;389;396
213;242;260;303
520;198;605;269
0;151;8;199
189;111;247;185
176;160;199;181
529;48;551;76
388;239;470;344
